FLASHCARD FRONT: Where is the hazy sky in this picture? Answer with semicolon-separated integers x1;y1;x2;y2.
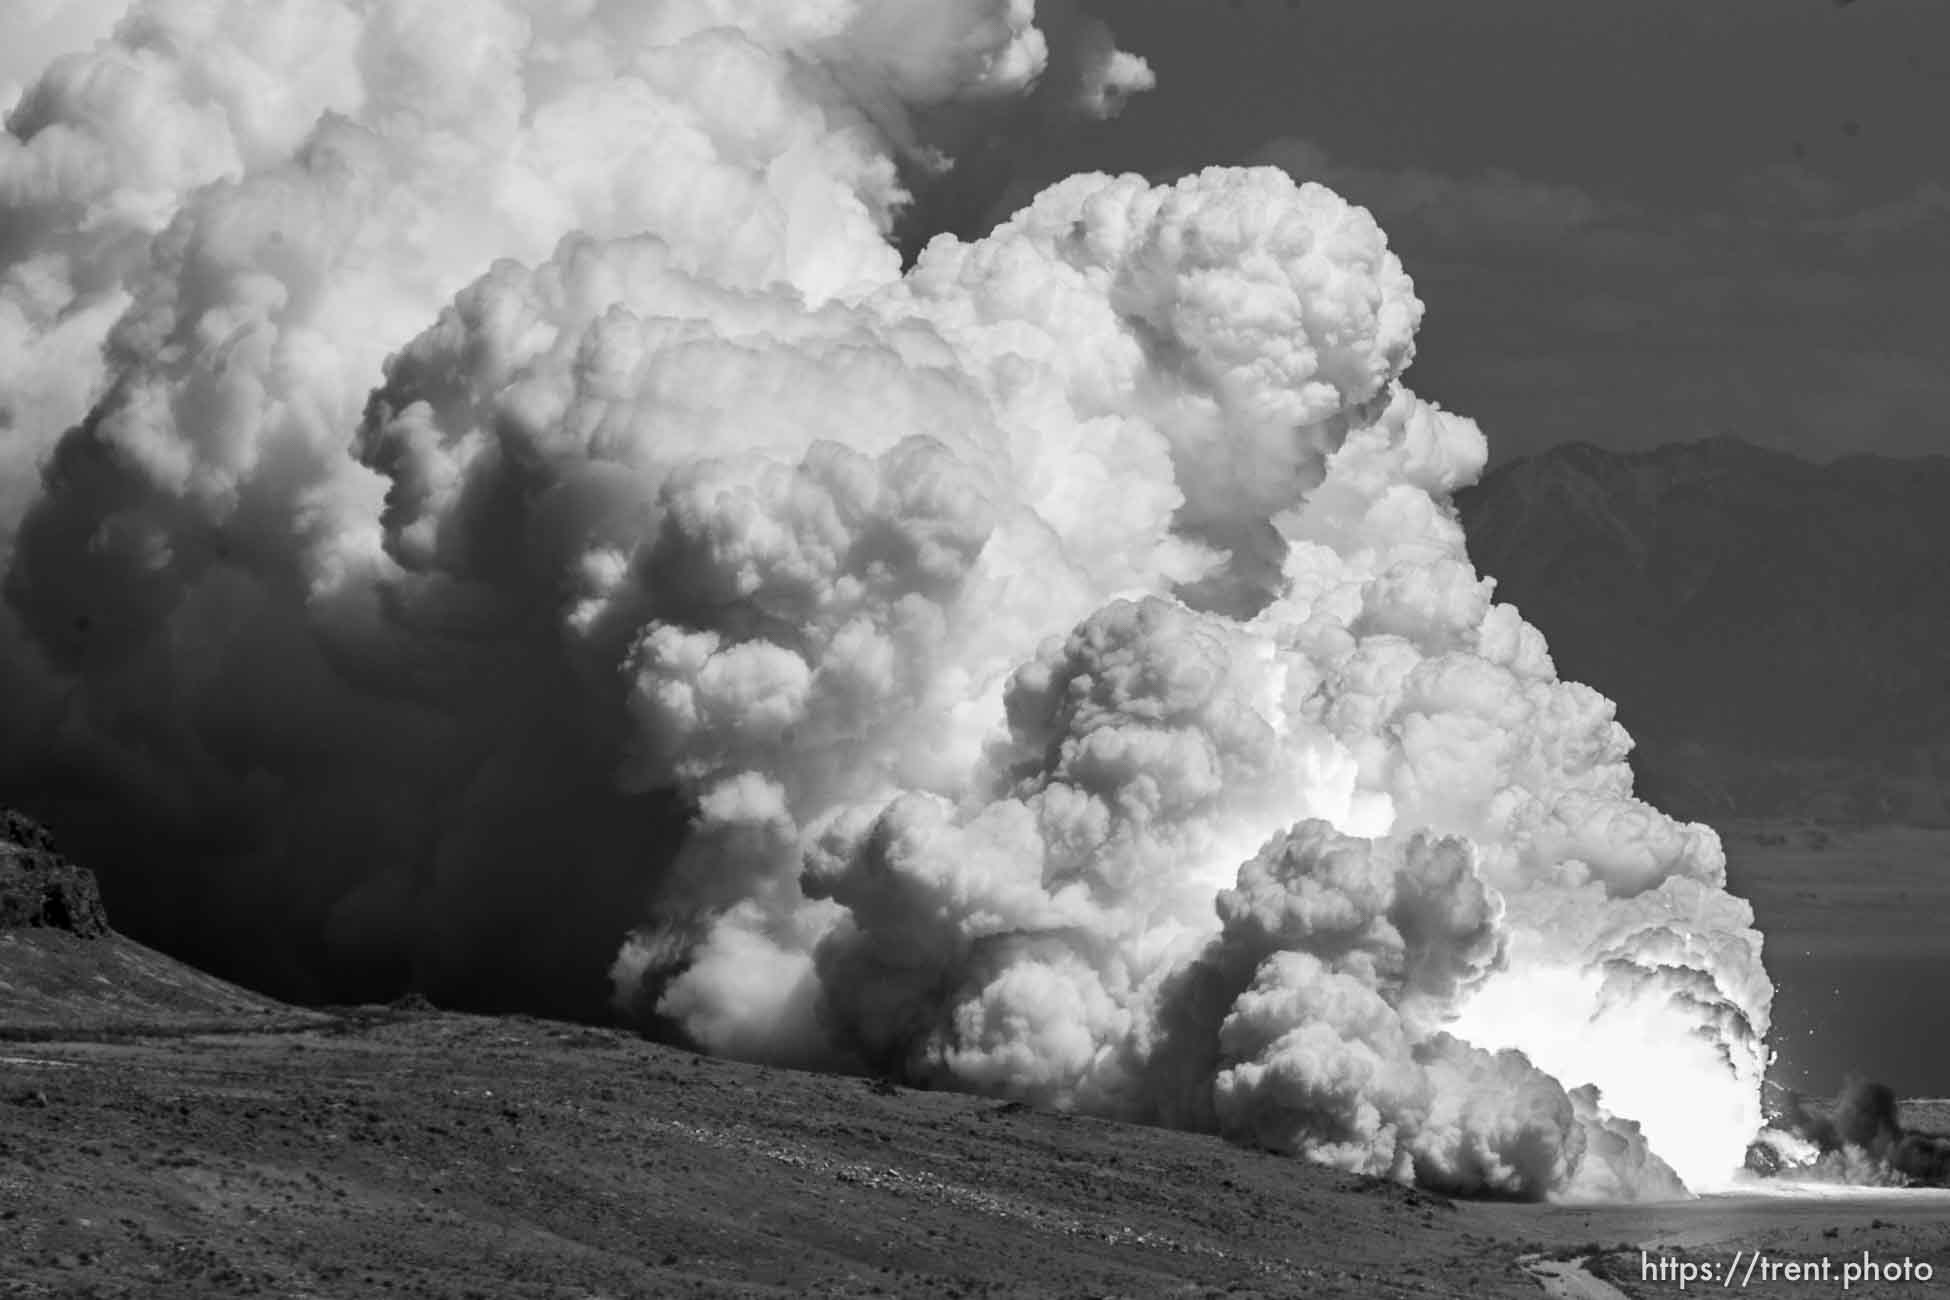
1028;0;1950;465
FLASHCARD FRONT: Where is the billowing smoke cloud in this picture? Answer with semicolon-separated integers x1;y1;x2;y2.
1;1;1770;1200
1752;1081;1950;1187
0;0;128;114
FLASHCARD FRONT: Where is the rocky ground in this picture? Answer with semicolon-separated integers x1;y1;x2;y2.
3;1004;1945;1299
0;1007;1510;1299
0;811;108;937
3;814;1947;1298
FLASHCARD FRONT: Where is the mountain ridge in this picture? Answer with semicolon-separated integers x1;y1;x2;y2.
1455;436;1950;822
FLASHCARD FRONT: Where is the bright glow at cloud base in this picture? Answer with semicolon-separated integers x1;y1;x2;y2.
0;0;1771;1202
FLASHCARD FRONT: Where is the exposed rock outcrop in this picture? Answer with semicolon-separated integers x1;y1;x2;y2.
0;810;111;937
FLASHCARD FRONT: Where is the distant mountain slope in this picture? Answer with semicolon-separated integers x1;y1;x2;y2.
1455;438;1950;820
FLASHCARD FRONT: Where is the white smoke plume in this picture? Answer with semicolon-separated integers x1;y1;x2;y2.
0;1;1770;1200
0;1;128;114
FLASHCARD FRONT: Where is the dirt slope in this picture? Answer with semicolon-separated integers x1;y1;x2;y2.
1;1011;1539;1299
0;809;327;1038
5;1010;1947;1299
0;929;331;1038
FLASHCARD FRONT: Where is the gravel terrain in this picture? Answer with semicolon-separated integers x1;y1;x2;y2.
3;1005;1532;1299
5;999;1947;1299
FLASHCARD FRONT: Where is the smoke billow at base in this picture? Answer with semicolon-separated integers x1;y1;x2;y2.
1749;1080;1950;1189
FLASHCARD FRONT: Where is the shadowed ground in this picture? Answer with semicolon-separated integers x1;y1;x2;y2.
4;1004;1947;1299
1;1008;1524;1299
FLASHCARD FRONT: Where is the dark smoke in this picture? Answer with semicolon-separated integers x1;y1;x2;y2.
1754;1078;1950;1186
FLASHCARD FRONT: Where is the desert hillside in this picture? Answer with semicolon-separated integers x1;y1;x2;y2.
7;1007;1949;1300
